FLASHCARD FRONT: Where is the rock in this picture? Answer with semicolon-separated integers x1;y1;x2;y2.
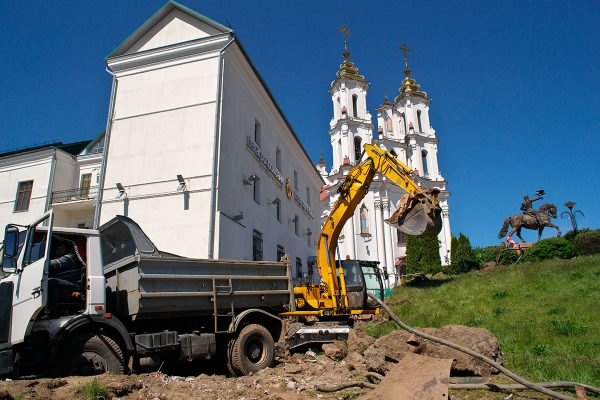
286;380;297;389
322;341;347;361
433;272;445;279
347;328;375;355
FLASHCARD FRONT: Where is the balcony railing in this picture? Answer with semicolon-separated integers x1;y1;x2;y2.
51;186;98;204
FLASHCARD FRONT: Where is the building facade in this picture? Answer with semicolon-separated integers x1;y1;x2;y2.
95;2;323;276
319;44;451;287
0;137;104;243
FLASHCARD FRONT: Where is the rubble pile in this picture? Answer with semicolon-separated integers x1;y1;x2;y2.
0;324;503;400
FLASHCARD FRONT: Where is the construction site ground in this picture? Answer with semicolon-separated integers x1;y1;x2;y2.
0;323;581;400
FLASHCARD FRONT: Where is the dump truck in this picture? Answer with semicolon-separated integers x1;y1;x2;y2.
0;212;295;377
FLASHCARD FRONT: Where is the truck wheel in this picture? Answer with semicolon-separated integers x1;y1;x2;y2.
231;324;274;376
62;333;125;376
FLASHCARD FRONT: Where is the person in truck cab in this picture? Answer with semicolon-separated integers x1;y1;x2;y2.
45;237;84;317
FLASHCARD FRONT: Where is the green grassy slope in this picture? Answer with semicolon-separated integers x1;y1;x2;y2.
367;255;600;387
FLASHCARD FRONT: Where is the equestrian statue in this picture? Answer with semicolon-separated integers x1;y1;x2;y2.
498;190;561;242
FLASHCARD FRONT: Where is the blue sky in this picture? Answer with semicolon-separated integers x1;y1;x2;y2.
1;1;598;246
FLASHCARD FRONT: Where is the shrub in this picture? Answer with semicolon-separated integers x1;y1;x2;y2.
523;237;577;262
76;378;109;400
574;229;600;255
448;233;478;274
406;232;441;274
474;246;520;266
563;229;589;242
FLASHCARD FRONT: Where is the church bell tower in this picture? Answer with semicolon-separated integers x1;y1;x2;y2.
329;26;372;169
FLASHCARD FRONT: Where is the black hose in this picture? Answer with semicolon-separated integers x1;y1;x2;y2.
367;293;579;400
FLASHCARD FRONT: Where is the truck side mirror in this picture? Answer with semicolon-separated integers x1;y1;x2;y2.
1;225;20;273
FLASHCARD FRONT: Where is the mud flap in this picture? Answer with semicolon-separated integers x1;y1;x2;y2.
386;194;442;236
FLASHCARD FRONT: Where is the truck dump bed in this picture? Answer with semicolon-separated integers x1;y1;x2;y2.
100;216;292;321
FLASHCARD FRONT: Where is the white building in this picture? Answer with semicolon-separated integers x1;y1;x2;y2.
319;43;451;286
0;136;104;242
94;1;323;276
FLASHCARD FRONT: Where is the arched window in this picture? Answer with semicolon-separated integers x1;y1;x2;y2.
354;137;362;163
417;110;423;132
360;205;369;234
400;113;406;134
386;117;393;132
421;150;429;176
352;95;358;117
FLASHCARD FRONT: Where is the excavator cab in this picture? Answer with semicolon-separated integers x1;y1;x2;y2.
339;260;384;310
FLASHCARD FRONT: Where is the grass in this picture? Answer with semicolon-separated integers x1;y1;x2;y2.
75;378;109;400
367;255;600;388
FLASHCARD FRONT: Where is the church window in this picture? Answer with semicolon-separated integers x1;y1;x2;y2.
397;229;406;245
352;95;358;117
254;120;261;145
252;230;263;261
400;113;406;134
417;110;423;132
354;137;362;163
306;187;311;206
421;150;429;176
386;117;393;132
360;205;369;234
275;147;281;170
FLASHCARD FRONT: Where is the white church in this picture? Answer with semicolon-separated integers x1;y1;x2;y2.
317;39;452;287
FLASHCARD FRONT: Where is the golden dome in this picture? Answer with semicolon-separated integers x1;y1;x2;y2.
396;66;428;102
334;49;365;84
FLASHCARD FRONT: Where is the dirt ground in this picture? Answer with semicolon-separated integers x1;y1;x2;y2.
0;325;581;400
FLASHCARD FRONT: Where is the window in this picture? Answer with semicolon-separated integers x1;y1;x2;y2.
294;215;299;236
275;200;281;222
400;113;407;134
277;245;285;262
307;230;312;247
397;229;406;245
275;147;281;170
386;117;393;132
421;150;429;176
296;257;303;279
252;230;263;261
14;180;33;212
306;187;311;206
360;205;369;234
352;94;358;117
417;110;423;132
253;175;261;203
293;170;298;190
354;137;362;163
254;120;261;145
80;173;92;197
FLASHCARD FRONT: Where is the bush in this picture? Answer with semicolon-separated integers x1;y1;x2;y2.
574;230;600;255
406;233;441;275
448;233;478;274
563;229;589;242
523;237;577;262
474;246;520;266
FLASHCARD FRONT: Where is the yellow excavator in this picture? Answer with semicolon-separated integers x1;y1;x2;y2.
283;143;442;318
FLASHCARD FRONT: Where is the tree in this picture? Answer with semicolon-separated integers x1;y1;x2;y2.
449;233;478;274
406;232;441;274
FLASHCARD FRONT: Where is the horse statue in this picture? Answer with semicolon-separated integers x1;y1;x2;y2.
498;203;561;242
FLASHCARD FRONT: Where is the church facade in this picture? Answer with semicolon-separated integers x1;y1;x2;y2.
318;42;451;287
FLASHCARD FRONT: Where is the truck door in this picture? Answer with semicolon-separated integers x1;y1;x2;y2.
11;211;54;345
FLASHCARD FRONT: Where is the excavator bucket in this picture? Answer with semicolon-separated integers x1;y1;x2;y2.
385;193;443;236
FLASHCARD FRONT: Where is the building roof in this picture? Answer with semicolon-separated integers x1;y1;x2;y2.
106;0;232;59
0;140;91;159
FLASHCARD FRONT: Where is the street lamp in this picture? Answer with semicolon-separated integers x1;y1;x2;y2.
561;201;584;233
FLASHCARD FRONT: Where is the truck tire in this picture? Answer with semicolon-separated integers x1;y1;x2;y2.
231;324;274;376
61;333;125;376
